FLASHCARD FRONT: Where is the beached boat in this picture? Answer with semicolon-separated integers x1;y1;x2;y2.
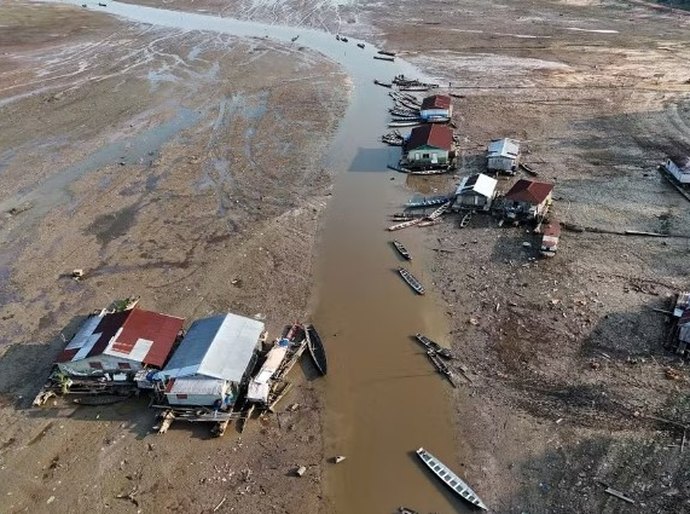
374;55;395;62
357;42;365;49
397;508;419;514
416;447;488;510
392;240;412;260
73;395;129;406
426;350;457;387
415;333;453;359
378;50;396;57
405;195;451;209
304;324;327;376
398;267;425;295
388;120;421;128
374;79;392;88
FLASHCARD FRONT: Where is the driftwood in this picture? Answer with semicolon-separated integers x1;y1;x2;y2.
604;486;635;505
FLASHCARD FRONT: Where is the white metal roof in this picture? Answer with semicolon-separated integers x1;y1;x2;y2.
488;138;519;158
455;173;498;198
161;313;264;382
254;345;287;384
168;377;227;396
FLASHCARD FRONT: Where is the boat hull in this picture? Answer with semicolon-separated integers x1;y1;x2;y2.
304;324;327;376
416;447;487;510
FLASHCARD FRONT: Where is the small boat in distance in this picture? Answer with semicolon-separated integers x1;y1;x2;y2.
392;240;412;260
357;42;365;49
397;508;419;514
304;324;327;376
378;50;396;57
416;447;488;510
388;120;421;128
398;267;425;295
374;55;395;62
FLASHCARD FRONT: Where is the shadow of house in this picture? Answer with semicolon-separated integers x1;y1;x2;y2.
0;315;87;409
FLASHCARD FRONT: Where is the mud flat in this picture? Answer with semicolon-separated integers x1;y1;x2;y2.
0;2;347;512
358;0;690;512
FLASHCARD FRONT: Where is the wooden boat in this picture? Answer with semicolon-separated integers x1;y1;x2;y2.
415;333;453;359
416;447;488;510
340;37;349;42
459;212;472;228
398;508;419;514
417;219;439;228
374;55;395;62
374;79;392;88
304;324;327;376
392;240;412;260
426;350;457;387
405;195;451;209
387;218;421;231
400;86;430;92
378;50;396;57
398;267;425;295
357;42;365;49
520;162;539;176
388;120;421;128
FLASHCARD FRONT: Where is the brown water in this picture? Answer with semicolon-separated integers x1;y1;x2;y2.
311;72;468;513
41;2;468;511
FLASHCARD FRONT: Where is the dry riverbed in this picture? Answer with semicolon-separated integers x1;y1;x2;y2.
0;3;346;513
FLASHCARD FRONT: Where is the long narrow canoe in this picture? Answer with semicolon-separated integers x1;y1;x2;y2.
416;447;487;510
304;324;327;376
398;267;425;295
392;240;412;260
415;333;453;360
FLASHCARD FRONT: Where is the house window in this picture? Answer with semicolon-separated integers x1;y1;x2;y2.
414;153;421;160
422;153;430;159
176;394;188;400
89;362;103;370
118;362;132;370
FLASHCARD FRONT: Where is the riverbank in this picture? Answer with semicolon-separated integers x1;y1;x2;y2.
368;1;690;512
0;3;346;512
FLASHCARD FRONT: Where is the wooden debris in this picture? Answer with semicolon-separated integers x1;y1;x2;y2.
603;486;635;505
213;496;227;512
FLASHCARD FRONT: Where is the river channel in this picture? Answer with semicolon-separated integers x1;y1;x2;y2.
48;2;466;511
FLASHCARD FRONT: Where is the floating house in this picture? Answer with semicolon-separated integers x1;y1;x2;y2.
56;308;184;376
404;124;454;170
419;94;452;122
662;156;690;184
502;179;554;221
453;173;498;211
156;313;265;408
540;219;561;257
487;138;520;174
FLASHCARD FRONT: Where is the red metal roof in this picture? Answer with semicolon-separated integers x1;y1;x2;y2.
56;309;184;368
112;309;185;368
505;179;554;205
407;124;453;151
421;95;451;111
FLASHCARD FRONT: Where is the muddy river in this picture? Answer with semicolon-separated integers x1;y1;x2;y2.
47;1;467;511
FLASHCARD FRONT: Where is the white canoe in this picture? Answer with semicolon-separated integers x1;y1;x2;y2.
416;447;488;510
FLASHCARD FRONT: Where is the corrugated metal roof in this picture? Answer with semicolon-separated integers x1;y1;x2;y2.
104;309;184;367
168;377;227;396
162;313;264;382
407;124;453;151
505;179;554;205
420;94;451;111
455;173;497;198
488;138;519;158
56;309;184;367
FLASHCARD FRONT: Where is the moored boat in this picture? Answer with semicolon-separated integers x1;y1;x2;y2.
415;333;453;359
392;240;412;260
374;55;395;62
304;324;327;376
374;79;392;88
397;508;419;514
388;120;422;128
398;267;425;295
416;447;488;510
378;50;396;57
